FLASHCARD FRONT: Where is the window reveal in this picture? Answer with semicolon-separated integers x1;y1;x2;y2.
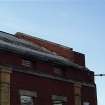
53;100;65;105
52;95;67;105
19;90;37;105
20;96;34;105
22;59;32;67
83;102;90;105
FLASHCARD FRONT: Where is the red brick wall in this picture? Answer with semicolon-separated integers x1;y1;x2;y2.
82;86;97;105
15;33;74;61
15;33;86;66
0;52;94;83
73;51;85;66
0;52;21;65
66;67;94;84
11;71;97;105
11;71;74;105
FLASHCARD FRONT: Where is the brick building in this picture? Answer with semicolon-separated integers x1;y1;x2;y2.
0;31;97;105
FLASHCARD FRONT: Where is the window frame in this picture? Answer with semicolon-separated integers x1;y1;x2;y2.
20;95;34;105
22;59;32;67
19;90;37;105
52;95;67;105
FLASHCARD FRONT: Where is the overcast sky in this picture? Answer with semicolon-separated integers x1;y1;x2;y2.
0;0;105;105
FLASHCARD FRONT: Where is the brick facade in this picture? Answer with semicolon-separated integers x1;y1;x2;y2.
0;31;97;105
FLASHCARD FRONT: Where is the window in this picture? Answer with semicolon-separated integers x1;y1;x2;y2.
54;67;62;76
22;59;32;67
19;90;37;105
53;100;64;105
52;95;67;105
20;96;34;105
83;102;90;105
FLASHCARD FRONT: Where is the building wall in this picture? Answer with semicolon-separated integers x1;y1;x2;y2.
1;51;95;105
0;32;97;105
82;86;97;105
0;52;22;66
0;66;11;105
11;71;74;105
0;52;97;105
15;33;85;66
0;52;94;84
10;70;97;105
